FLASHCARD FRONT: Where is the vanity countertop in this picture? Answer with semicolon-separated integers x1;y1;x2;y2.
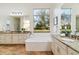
52;34;79;53
0;31;31;34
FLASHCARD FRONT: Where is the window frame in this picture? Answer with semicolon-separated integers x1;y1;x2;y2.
33;8;50;33
61;8;72;33
61;8;72;24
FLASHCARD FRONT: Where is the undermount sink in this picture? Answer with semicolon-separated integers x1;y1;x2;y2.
61;38;75;42
61;37;79;46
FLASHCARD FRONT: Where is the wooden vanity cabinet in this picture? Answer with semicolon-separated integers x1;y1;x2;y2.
54;39;68;55
12;33;27;44
0;33;27;44
51;36;79;55
54;43;67;55
68;47;79;55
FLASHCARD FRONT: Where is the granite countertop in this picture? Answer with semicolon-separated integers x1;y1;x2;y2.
52;35;79;53
0;31;31;34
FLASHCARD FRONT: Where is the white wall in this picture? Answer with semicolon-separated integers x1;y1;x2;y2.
52;4;63;34
0;3;61;33
20;16;31;31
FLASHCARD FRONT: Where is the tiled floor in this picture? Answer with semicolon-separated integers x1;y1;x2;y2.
0;44;53;55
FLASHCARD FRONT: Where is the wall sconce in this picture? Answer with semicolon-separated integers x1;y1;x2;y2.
10;11;23;15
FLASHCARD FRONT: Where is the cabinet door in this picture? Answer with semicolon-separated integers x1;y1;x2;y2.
18;34;25;44
23;34;27;40
5;34;12;44
54;43;60;55
12;34;18;44
0;34;5;44
55;43;68;55
68;47;79;55
54;39;68;55
18;34;26;44
58;45;68;55
51;40;55;54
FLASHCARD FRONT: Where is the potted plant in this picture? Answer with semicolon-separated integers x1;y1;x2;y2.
60;24;72;36
21;28;25;32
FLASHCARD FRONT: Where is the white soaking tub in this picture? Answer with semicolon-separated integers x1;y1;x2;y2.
25;33;52;51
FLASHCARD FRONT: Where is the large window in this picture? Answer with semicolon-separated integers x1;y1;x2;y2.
61;8;71;34
33;9;50;32
76;16;79;32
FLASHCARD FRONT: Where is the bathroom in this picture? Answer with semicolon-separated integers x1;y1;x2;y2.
0;3;79;55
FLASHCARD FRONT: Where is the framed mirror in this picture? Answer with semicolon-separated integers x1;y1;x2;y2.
53;16;58;25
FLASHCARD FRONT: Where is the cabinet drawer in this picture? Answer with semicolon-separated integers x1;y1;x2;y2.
68;48;79;55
